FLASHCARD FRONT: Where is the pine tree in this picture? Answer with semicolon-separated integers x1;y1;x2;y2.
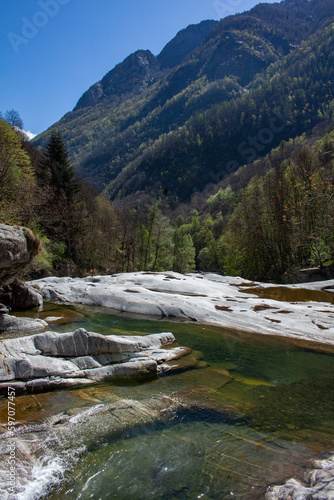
40;130;79;203
38;130;81;260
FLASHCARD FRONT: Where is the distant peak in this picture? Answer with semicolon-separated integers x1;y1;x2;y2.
74;49;160;111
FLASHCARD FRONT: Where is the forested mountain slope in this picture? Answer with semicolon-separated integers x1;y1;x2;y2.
33;0;334;202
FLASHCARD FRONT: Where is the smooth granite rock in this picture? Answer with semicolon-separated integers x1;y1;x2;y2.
0;314;47;334
29;272;334;347
266;454;334;499
0;328;190;395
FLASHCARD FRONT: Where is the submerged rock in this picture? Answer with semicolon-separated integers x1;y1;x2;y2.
0;328;190;395
0;394;180;499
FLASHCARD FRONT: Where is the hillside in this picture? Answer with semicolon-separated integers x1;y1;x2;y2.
107;22;334;202
33;0;334;202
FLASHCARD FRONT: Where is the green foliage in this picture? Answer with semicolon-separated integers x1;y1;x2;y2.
207;186;236;214
222;130;334;281
0;119;38;227
33;6;334;205
173;230;196;274
39;130;80;202
24;234;66;278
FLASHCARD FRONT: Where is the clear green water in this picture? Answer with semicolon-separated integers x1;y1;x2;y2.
2;303;334;499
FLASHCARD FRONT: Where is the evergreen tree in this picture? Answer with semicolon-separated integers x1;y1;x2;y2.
38;130;81;260
40;130;79;202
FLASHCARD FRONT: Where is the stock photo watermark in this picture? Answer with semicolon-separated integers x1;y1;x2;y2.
213;0;243;19
8;0;71;54
6;386;17;495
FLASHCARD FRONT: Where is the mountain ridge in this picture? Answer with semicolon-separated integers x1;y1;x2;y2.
33;0;334;203
74;50;161;110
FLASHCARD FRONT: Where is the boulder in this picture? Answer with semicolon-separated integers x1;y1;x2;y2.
293;266;334;283
0;314;47;334
0;328;190;395
0;225;43;323
0;224;41;285
0;280;43;311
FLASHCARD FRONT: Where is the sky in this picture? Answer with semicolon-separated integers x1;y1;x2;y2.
0;0;278;136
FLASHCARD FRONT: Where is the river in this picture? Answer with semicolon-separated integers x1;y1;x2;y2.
0;302;333;499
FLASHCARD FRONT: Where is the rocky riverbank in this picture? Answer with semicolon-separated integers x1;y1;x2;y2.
30;272;334;347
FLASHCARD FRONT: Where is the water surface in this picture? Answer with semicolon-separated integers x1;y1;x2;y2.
1;302;334;499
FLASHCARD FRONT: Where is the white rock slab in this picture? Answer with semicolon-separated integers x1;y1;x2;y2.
30;272;334;346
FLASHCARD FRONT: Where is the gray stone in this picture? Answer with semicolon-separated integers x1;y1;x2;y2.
0;314;47;334
29;272;334;347
0;281;43;311
0;224;41;285
266;455;334;499
0;328;190;395
293;267;334;283
33;328;142;357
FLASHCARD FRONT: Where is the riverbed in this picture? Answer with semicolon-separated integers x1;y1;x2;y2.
1;302;333;499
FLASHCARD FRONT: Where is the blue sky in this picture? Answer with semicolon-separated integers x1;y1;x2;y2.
0;0;278;135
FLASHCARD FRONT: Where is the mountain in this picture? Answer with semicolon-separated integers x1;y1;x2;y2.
157;20;218;69
106;22;334;202
75;20;218;111
33;0;334;203
74;50;161;110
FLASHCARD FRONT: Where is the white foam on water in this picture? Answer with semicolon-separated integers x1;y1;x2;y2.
68;404;104;424
16;455;65;500
14;446;86;500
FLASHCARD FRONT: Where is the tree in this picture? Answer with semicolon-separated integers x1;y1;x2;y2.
38;130;81;258
4;109;24;129
174;231;195;273
39;130;79;202
0;119;37;226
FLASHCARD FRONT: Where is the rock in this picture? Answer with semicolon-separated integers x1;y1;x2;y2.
0;225;43;333
0;328;190;395
29;272;334;347
0;314;47;334
266;455;334;499
0;280;43;311
0;394;180;497
0;224;41;285
0;304;9;314
293;267;334;283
